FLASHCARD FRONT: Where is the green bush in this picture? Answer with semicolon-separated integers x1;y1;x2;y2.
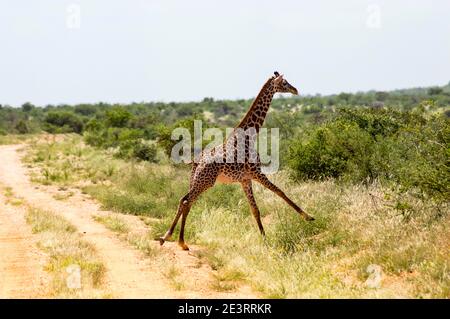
288;121;373;181
84;118;103;132
131;142;157;162
105;107;132;128
44;111;84;133
84;125;157;162
15;120;30;134
74;104;98;116
287;107;450;202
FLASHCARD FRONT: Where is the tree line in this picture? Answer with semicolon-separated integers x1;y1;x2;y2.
1;83;449;204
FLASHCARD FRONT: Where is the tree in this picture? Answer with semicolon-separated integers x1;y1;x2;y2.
74;104;97;116
44;111;84;133
15;120;29;134
428;87;443;95
338;93;351;103
375;91;389;102
105;107;132;127
21;102;35;112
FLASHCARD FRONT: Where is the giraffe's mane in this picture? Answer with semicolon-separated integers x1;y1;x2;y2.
236;76;274;128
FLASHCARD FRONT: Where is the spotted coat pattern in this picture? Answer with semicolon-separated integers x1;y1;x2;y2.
159;72;314;250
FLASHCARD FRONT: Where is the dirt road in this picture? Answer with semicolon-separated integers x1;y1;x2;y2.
0;144;256;298
0;191;49;298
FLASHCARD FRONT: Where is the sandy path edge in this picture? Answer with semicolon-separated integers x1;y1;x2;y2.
0;190;49;298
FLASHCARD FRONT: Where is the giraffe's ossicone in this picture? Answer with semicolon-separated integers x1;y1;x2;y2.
159;71;314;251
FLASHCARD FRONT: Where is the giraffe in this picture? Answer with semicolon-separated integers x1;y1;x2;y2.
159;71;315;250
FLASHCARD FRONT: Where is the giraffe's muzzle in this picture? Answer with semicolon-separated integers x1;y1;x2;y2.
290;87;299;95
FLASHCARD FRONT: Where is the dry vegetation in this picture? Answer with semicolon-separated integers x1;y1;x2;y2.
0;134;34;145
2;184;107;298
25;208;107;298
22;135;449;298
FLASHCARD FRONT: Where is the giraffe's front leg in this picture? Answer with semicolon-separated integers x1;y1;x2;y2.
241;180;265;236
253;173;315;221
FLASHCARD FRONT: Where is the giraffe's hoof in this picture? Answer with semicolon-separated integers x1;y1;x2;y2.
305;214;315;221
158;237;165;246
178;242;190;251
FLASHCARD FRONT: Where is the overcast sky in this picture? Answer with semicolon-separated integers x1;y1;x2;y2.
1;0;449;106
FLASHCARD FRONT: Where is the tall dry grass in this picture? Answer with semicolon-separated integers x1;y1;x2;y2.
26;208;107;298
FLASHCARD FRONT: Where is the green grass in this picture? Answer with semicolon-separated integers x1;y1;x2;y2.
26;135;450;298
210;268;247;292
93;215;129;233
24;134;126;187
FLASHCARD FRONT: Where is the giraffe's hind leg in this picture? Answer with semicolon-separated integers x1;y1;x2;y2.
253;172;314;221
159;163;199;245
177;175;216;250
241;180;265;236
160;163;218;250
158;193;189;245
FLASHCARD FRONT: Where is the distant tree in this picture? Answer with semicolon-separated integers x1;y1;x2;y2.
327;97;336;106
375;91;389;102
15;120;29;134
105;107;132;127
202;97;214;103
338;93;351;103
428;87;443;95
74;104;97;116
177;104;194;117
21;102;35;112
45;111;84;133
84;118;103;131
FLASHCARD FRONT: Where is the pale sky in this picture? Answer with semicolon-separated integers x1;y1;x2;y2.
1;0;449;106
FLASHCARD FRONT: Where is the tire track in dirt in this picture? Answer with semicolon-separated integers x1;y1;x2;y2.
0;190;49;298
0;144;257;298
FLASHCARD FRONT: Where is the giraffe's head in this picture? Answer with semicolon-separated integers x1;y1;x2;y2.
272;71;298;95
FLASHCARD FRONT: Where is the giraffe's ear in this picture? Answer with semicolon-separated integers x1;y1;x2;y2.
273;73;284;84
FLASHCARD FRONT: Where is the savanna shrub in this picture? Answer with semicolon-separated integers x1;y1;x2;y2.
84;125;157;162
287;107;449;202
131;142;157;162
15;120;30;134
288;120;373;181
105;107;133;128
44;111;84;134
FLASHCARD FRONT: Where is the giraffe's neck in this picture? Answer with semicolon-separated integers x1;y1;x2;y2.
236;78;275;132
